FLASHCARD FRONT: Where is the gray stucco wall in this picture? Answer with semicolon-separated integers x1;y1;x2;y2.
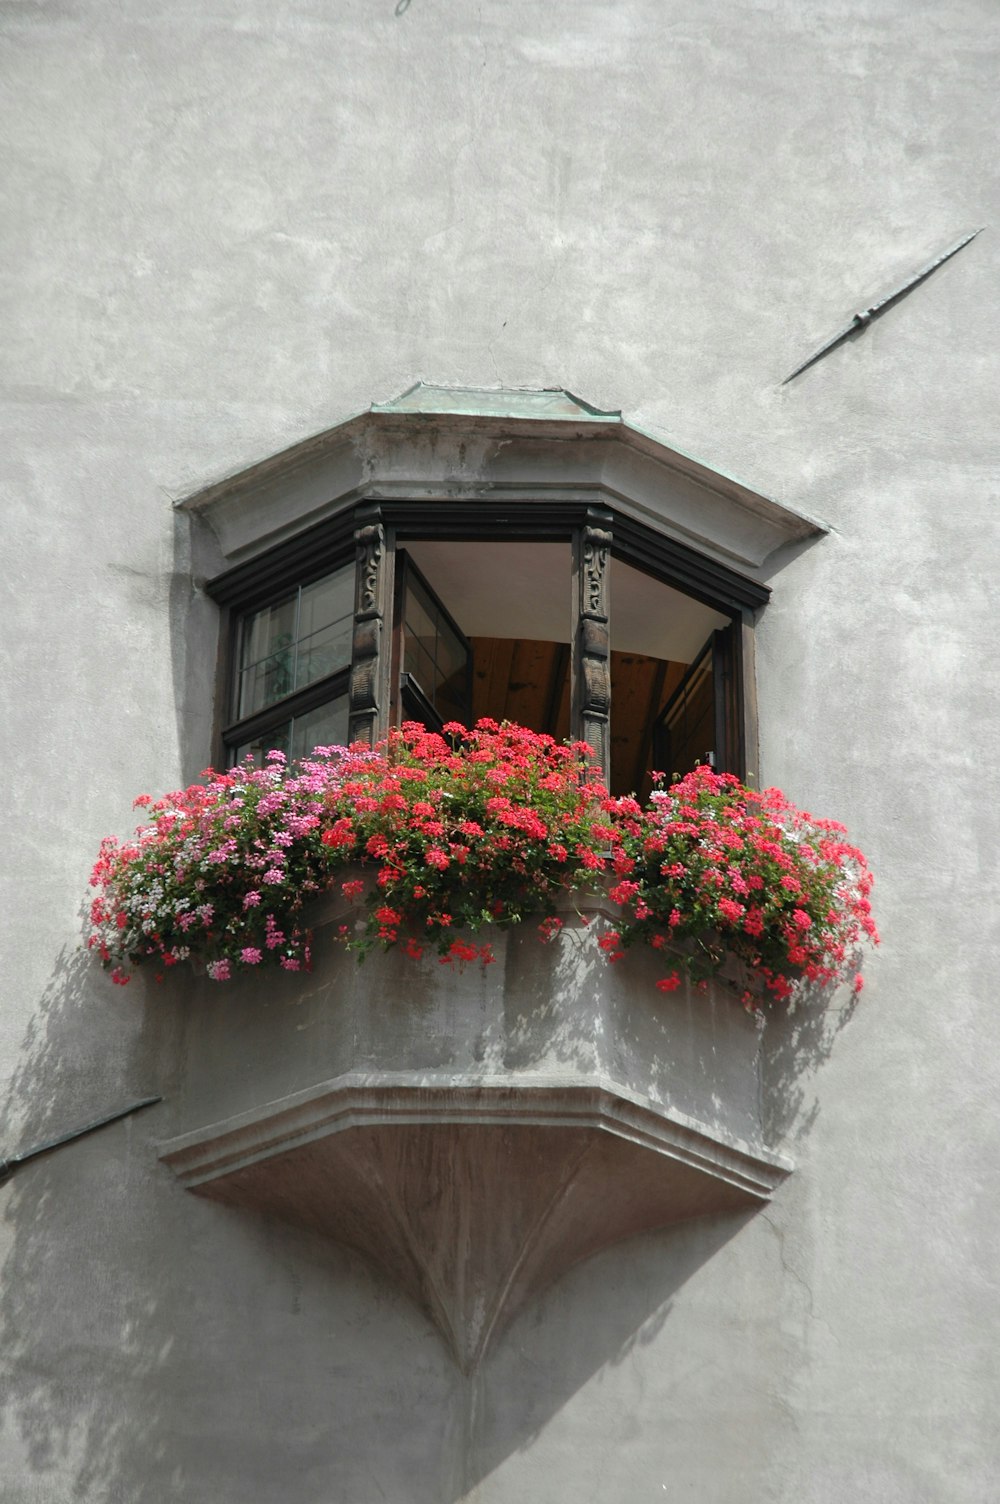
2;2;998;1499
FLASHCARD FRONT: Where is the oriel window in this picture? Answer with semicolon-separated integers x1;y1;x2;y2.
211;501;759;795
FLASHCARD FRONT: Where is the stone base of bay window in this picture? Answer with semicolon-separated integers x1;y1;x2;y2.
158;891;792;1370
160;1074;789;1372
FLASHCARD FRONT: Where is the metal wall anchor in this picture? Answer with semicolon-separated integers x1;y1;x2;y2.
0;1096;162;1183
782;227;984;384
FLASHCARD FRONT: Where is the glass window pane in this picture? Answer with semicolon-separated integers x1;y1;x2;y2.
240;594;298;672
235;562;353;717
238;597;298;717
403;631;423;679
239;650;297;718
294;617;353;692
296;568;355;691
400;567;469;720
404;582;435;648
233;721;291;768
298;568;354;640
436;674;468;725
436;625;466;684
658;651;714;781
411;642;437;692
289;696;350;759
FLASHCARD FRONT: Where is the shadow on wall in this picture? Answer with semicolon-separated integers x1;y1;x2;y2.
0;943;743;1502
170;507;224;790
0;944;182;1502
759;977;860;1147
0;945;454;1503
448;1211;753;1499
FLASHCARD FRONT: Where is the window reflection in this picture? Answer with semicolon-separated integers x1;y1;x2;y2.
234;694;350;767
237;564;353;720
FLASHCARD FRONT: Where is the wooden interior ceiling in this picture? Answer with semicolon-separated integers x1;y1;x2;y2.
470;637;688;796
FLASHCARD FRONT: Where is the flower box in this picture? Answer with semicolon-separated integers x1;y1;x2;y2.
90;721;875;1368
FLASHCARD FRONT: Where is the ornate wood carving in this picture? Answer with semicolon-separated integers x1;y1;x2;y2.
572;509;613;782
349;510;391;745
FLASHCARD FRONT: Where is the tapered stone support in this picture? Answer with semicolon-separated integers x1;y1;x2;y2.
161;1075;788;1371
159;893;792;1369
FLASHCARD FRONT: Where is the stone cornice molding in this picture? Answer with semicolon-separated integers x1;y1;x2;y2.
177;383;825;577
160;1072;792;1198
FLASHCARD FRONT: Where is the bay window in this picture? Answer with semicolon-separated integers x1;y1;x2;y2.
211;498;764;795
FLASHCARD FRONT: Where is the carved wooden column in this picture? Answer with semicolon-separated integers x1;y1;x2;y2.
571;508;613;784
348;506;393;746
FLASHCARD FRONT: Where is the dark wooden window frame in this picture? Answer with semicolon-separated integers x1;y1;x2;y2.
216;543;356;762
393;550;474;734
208;498;769;783
652;628;741;780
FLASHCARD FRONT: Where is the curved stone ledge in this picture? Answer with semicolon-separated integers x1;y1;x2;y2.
160;1073;791;1370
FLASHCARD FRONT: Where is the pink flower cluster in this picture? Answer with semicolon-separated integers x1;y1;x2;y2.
87;745;377;984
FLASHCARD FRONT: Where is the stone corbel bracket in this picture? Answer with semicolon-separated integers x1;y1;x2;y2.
160;1072;791;1371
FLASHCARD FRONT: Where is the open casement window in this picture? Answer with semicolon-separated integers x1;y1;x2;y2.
652;627;741;783
393;553;473;733
214;499;759;795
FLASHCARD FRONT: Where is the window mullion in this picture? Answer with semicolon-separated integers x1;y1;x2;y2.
291;584;302;702
348;505;394;746
571;508;613;785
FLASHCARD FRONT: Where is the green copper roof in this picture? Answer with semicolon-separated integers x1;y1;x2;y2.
372;382;620;422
